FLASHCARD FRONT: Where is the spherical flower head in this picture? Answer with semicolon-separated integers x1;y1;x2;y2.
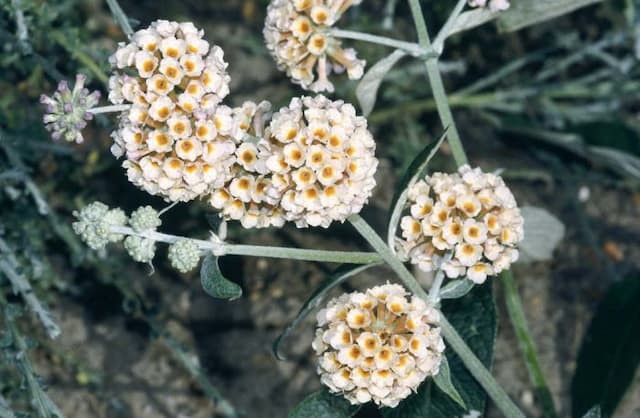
40;74;101;144
108;20;233;203
129;205;162;232
124;236;156;263
260;95;378;228
397;165;524;283
315;283;445;407
263;0;366;92
72;201;128;250
207;100;288;229
168;239;200;273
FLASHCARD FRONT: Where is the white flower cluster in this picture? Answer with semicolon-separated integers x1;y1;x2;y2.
211;96;378;228
397;165;524;284
108;20;234;202
264;0;366;92
314;284;444;407
468;0;510;12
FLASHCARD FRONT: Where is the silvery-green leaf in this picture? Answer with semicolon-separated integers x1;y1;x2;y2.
518;206;565;263
440;279;475;300
433;357;466;409
200;254;242;300
356;49;406;116
581;406;602;418
273;263;379;360
498;0;603;32
387;130;447;252
589;146;640;179
447;9;500;38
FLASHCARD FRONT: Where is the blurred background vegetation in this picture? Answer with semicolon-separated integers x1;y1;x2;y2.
0;0;639;417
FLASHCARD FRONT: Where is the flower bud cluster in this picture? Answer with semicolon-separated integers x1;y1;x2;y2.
264;0;366;92
168;239;201;272
397;165;524;283
124;206;162;263
108;20;233;202
314;284;444;407
72;201;127;250
468;0;510;12
40;74;101;144
210;95;378;228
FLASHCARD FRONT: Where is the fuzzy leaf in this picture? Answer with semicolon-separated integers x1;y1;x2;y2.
200;254;242;300
433;356;466;409
386;130;447;252
356;49;407;116
383;285;496;417
518;206;565;262
582;406;602;418
498;0;603;32
440;279;475;300
288;390;359;418
571;275;640;418
273;263;379;360
447;9;500;38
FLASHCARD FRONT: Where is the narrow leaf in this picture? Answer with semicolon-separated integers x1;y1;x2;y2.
447;9;500;38
433;357;466;409
439;279;475;300
518;206;565;263
273;263;379;360
200;254;242;301
383;285;496;417
288;390;359;418
356;49;407;116
582;406;602;418
571;275;640;418
498;0;603;33
386;130;447;252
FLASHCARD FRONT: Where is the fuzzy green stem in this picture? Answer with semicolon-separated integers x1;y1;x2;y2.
109;225;381;264
432;0;468;54
440;316;526;418
87;104;131;114
105;0;134;38
347;214;525;418
330;29;436;57
501;271;557;418
407;0;468;166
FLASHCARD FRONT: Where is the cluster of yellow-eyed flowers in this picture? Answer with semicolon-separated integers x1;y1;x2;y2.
314;283;445;407
100;20;378;229
211;95;377;228
468;0;510;12
108;20;234;203
397;165;524;284
263;0;366;92
73;202;202;273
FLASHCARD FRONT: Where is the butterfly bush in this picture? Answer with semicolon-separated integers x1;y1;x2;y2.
211;95;378;228
314;284;444;407
108;20;235;202
264;0;366;92
397;165;524;283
